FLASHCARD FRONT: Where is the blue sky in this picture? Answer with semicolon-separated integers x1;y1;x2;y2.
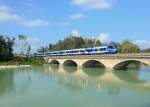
0;0;150;51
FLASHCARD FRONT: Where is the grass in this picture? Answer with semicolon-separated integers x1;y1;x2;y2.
0;57;46;66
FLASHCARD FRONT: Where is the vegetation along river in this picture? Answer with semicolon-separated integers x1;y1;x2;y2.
0;65;150;107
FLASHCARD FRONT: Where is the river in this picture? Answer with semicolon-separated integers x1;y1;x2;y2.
0;65;150;107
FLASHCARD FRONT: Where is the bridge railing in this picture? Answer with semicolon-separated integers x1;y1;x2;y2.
45;53;150;59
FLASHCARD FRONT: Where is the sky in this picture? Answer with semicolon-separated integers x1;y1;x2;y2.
0;0;150;51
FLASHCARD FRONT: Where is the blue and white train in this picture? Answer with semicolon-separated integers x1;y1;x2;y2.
34;45;118;57
33;52;46;57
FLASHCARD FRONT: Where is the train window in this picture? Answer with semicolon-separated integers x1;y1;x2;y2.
80;50;84;53
100;48;106;51
108;46;114;49
86;48;92;52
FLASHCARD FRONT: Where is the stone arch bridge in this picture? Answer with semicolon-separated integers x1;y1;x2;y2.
45;54;150;70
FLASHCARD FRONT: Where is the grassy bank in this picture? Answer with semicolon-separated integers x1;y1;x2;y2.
0;57;46;66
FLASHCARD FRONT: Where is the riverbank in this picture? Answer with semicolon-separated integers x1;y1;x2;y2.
0;57;46;66
0;65;31;69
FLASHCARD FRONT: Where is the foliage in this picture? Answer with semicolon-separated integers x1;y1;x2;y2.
38;36;141;54
119;39;140;53
0;35;15;61
27;45;31;55
18;35;31;56
38;46;49;53
0;57;46;66
95;40;102;47
17;57;46;66
0;35;44;66
141;48;150;53
38;36;101;52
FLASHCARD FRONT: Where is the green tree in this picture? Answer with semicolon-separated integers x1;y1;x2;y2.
84;38;96;48
0;35;15;61
37;35;104;52
120;39;140;53
38;46;48;53
141;48;150;53
18;35;28;56
27;45;31;55
48;43;53;51
94;40;102;46
6;37;15;60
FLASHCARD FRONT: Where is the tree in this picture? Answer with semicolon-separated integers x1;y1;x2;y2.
84;38;96;48
120;39;140;53
38;47;48;53
0;35;15;61
37;35;104;52
141;48;150;53
6;37;15;60
48;43;53;51
18;35;28;56
94;40;102;47
27;45;31;55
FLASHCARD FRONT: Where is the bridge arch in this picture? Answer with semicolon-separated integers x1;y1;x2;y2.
49;60;60;65
63;60;78;66
113;59;149;70
82;60;105;68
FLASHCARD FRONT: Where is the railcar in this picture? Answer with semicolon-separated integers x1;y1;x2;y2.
43;44;118;56
33;53;45;57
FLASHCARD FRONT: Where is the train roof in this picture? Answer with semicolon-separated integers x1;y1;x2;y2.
94;45;108;48
44;45;113;53
34;52;44;55
45;51;59;53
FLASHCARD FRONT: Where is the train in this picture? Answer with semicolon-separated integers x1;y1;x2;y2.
33;44;118;57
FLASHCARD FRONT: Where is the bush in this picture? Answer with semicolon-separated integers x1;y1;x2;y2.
0;57;46;66
120;40;140;53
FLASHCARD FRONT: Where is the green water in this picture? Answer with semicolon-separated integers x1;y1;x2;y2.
0;65;150;107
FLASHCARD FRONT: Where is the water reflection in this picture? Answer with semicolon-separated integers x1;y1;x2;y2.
0;69;15;96
114;70;145;84
1;66;150;97
50;64;59;71
57;78;87;93
46;66;123;95
46;65;150;93
63;66;77;74
114;61;142;70
0;66;150;107
0;67;35;97
82;68;105;77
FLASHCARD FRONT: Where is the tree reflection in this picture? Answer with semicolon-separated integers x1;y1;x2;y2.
0;68;32;97
82;68;105;77
0;69;15;96
107;83;120;96
58;77;86;93
50;64;59;72
63;66;77;74
114;70;145;84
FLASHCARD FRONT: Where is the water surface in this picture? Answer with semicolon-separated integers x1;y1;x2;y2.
0;66;150;107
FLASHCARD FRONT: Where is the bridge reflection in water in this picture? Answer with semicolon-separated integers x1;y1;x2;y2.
1;66;150;107
43;65;150;94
